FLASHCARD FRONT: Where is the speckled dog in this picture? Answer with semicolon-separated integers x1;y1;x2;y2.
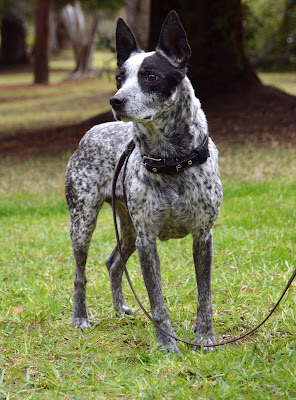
65;11;223;353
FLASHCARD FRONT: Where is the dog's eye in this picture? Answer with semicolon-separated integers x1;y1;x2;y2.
116;75;123;88
147;74;157;82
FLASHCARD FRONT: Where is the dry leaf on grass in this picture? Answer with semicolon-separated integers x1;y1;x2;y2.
241;285;254;294
12;306;24;313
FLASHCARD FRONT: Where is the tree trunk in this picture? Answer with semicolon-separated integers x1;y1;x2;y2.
148;0;259;100
74;12;100;76
62;2;85;67
62;2;100;78
50;11;59;54
126;0;151;50
34;0;51;84
0;10;29;67
49;13;69;55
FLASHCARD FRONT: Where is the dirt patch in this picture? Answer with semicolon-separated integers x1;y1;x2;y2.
0;83;295;160
0;113;112;160
205;83;296;146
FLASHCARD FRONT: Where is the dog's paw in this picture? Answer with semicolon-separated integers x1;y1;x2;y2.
194;331;216;352
122;305;136;315
156;330;180;354
156;339;180;354
72;317;91;330
115;305;136;315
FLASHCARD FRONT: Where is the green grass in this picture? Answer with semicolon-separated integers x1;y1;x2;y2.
49;49;117;72
0;79;113;134
0;144;295;399
259;72;296;96
0;63;295;398
0;50;117;135
0;78;114;135
0;50;117;86
0;52;295;137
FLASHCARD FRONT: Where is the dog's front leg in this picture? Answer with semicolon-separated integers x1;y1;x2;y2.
136;234;179;353
193;230;215;350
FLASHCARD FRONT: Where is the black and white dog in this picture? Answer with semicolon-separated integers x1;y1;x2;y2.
65;11;223;352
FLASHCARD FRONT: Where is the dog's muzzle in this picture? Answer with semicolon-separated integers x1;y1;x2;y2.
110;95;125;111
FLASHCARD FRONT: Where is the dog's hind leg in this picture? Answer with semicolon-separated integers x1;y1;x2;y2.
193;230;215;350
69;201;102;330
106;201;136;315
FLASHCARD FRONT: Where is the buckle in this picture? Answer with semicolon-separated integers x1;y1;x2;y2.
141;155;162;168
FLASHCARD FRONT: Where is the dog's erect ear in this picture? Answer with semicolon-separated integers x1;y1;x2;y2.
156;10;191;68
116;18;140;68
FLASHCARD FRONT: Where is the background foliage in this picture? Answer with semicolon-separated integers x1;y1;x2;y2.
243;0;296;69
1;0;295;70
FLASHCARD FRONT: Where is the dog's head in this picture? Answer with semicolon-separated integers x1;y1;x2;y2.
110;11;191;122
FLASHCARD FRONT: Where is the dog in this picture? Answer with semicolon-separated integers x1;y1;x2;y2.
65;10;222;353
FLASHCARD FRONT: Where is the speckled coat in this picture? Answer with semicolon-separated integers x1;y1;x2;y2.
65;11;223;353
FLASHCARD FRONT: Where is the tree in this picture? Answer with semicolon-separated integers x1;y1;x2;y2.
282;0;296;65
34;0;51;84
0;5;29;67
126;0;150;50
50;11;67;54
61;0;122;78
0;0;122;82
243;0;296;70
61;1;100;78
146;0;258;100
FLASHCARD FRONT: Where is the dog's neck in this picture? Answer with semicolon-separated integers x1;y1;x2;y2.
132;77;208;158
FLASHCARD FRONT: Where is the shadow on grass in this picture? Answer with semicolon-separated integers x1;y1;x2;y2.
0;82;296;160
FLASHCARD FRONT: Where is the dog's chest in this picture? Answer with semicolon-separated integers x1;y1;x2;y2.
126;167;220;240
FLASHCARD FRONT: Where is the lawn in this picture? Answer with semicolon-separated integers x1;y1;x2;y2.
0;49;295;136
0;50;117;136
0;144;295;399
0;57;295;398
258;72;296;96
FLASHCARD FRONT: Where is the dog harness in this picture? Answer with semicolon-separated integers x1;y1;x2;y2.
141;136;209;173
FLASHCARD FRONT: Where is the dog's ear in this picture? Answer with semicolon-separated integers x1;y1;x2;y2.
116;18;140;68
156;10;191;68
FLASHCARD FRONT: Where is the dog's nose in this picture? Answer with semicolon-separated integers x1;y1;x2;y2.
110;95;125;110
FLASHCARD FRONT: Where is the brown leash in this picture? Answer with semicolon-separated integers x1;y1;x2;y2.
111;139;296;348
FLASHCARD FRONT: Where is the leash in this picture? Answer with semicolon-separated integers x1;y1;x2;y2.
111;139;296;348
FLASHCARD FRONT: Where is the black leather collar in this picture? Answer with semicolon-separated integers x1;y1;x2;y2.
141;136;209;174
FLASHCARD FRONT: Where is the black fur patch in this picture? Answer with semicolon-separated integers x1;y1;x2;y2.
138;51;186;97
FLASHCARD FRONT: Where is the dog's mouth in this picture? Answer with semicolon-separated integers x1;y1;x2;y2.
112;109;153;123
112;109;129;122
114;113;130;123
112;110;124;122
143;115;153;121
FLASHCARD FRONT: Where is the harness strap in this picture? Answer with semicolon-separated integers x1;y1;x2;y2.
112;140;296;348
